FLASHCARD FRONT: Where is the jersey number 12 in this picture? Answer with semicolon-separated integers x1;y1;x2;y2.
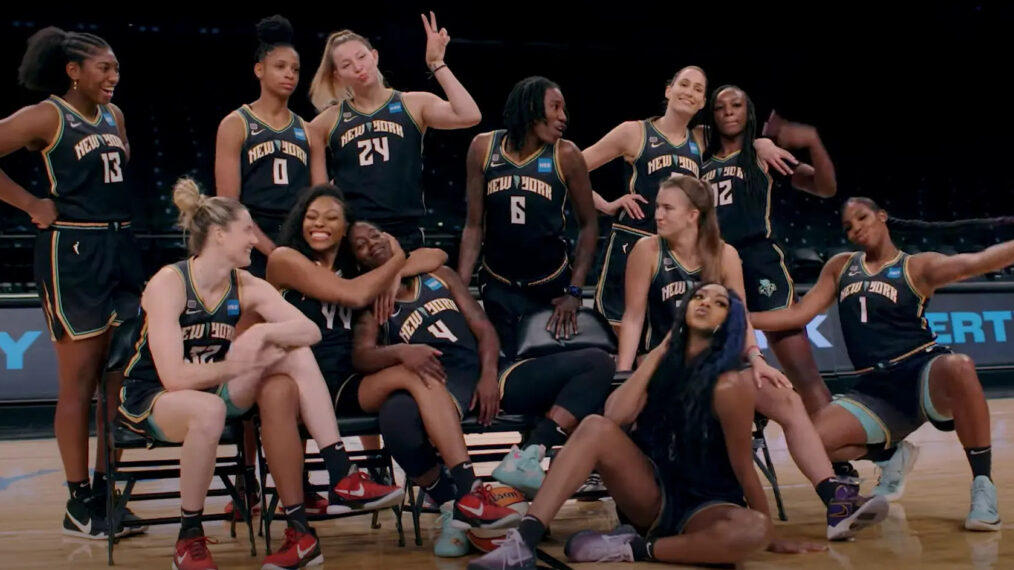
711;180;733;206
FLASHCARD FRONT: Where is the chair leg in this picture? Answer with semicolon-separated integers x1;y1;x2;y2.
103;385;115;566
264;492;281;554
409;485;423;547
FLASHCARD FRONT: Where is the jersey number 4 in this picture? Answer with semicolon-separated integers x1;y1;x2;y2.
710;180;733;206
101;152;123;184
358;137;390;166
321;302;353;331
427;320;459;343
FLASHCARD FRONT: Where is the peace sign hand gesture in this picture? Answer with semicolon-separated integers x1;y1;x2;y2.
421;11;450;69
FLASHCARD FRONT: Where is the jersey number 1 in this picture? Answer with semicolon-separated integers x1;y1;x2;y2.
859;296;868;323
101;152;123;183
358;137;390;166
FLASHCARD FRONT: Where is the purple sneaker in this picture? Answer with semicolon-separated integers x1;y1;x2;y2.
827;482;889;540
564;524;637;562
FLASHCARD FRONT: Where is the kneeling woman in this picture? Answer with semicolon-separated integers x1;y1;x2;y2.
469;283;824;569
118;179;398;570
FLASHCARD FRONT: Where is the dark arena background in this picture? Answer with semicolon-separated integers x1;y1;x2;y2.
1;2;1013;569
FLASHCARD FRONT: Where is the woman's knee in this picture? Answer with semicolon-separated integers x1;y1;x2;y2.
258;374;298;410
188;397;227;440
938;354;978;389
728;508;773;552
573;414;621;440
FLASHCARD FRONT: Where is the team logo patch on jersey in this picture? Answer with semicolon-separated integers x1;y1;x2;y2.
663;256;675;268
758;279;777;298
887;267;902;279
65;113;81;128
250;122;262;136
226;299;240;316
689;141;700;156
848;265;860;277
103;110;116;126
424;277;443;291
537;158;552;173
512;175;521;188
187;300;198;310
343;112;354;122
388;102;403;113
294;127;306;141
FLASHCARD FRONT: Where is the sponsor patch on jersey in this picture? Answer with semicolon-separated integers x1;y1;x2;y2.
294;127;306;141
663;257;675;268
226;299;240;316
187;300;198;310
758;278;777;298
848;265;860;277
388;102;403;114
103;110;116;126
424;277;443;291
689;141;700;156
537;157;553;173
887;267;902;279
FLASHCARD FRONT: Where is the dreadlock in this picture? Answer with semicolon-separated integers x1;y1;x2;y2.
503;76;562;153
255;15;295;62
18;26;110;95
703;85;765;198
635;282;747;476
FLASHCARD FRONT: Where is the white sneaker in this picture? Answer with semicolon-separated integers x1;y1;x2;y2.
872;441;919;501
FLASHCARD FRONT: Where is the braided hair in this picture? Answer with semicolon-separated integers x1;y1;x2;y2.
703;85;766;199
503;76;564;153
18;26;110;94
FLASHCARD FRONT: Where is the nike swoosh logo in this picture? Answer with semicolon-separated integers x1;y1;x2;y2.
969;449;991;455
650;141;664;148
346;485;366;497
490;161;504;167
69;121;81;129
664;266;677;272
459;503;485;517
622;243;629;254
296;542;315;559
185;309;201;315
67;510;91;534
176;552;188;565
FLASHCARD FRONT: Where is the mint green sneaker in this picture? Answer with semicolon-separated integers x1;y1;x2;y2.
492;444;545;498
434;501;470;557
873;441;919;501
965;476;1002;531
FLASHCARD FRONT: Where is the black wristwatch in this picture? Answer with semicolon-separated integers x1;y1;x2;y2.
565;285;582;299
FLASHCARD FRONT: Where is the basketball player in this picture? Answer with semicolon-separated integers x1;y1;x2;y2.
582;66;797;334
307;12;481;250
700;85;836;416
118;179;402;569
468;284;827;570
620;175;887;539
0;27;145;538
215;15;315;280
751;197;1009;532
457;76;598;359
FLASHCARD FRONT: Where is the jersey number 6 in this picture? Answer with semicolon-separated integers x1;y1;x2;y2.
510;196;526;225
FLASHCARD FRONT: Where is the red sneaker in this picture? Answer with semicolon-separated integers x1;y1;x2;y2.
327;471;404;514
172;531;219;570
224;498;261;522
451;484;523;530
302;491;329;516
260;527;322;569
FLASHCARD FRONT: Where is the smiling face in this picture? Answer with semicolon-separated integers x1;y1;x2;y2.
349;221;391;269
68;48;119;105
665;67;707;118
684;283;731;334
210;208;258;268
531;87;568;144
301;195;346;254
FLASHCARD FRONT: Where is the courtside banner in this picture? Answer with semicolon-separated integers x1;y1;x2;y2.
2;291;1013;402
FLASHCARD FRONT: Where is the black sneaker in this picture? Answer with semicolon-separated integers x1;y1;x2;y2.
62;497;112;540
104;488;148;536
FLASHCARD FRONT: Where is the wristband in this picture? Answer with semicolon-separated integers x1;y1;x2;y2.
427;63;448;77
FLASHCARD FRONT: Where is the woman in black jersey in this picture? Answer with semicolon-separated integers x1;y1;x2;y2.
307;12;481;250
457;76;598;358
0;27;144;538
700;85;837;416
619;175;886;541
751;197;1010;533
119;179;401;569
469;283;826;570
215;16;318;279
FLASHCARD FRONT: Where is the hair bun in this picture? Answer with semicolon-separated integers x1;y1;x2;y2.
256;15;294;46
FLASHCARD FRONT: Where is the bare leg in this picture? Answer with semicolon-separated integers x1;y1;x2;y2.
264;347;340;447
812;404;871;463
151;391;227;511
927;354;990;448
256;375;303;507
53;333;109;482
651;505;773;565
767;329;831;416
755;384;834;485
546;406;577;432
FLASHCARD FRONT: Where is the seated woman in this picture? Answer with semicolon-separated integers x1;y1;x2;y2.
469;283;826;570
268;187;521;558
751;197;1008;531
618;174;887;540
118;179;399;570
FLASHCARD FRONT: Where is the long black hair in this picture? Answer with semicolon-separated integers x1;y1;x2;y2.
845;196;1014;233
503;76;563;153
276;184;352;271
255;15;295;62
636;282;747;474
18;27;110;94
703;85;766;197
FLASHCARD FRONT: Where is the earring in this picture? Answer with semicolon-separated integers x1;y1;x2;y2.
72;79;78;91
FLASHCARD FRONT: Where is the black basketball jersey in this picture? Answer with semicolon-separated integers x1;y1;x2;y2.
236;105;311;224
383;273;478;370
480;130;569;283
644;237;701;351
42;96;130;222
700;151;772;246
617;120;702;233
124;258;242;385
281;269;355;377
327;91;424;224
837;252;937;371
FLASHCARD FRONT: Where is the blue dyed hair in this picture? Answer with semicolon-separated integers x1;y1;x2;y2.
637;281;747;472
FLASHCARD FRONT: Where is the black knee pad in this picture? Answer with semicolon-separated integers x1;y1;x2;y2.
378;391;438;478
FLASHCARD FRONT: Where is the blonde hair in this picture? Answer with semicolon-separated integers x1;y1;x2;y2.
659;175;723;283
172;177;247;255
309;29;385;112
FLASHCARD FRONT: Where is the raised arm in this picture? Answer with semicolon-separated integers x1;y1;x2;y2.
749;252;849;331
265;236;407;308
911;239;1014;295
0;102;60;228
403;248;449;277
583;121;647;217
763;111;836;197
604;332;669;427
713;370;770;517
144;268;239;391
214;112;275;256
407;12;481;130
456;132;489;283
617;237;656;371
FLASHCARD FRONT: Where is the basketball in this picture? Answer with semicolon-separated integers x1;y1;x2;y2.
465;485;530;552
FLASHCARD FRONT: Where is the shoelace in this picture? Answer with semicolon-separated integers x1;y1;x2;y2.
492;530;530;564
589;533;633;562
186;536;218;560
972;483;997;515
279;527;305;552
